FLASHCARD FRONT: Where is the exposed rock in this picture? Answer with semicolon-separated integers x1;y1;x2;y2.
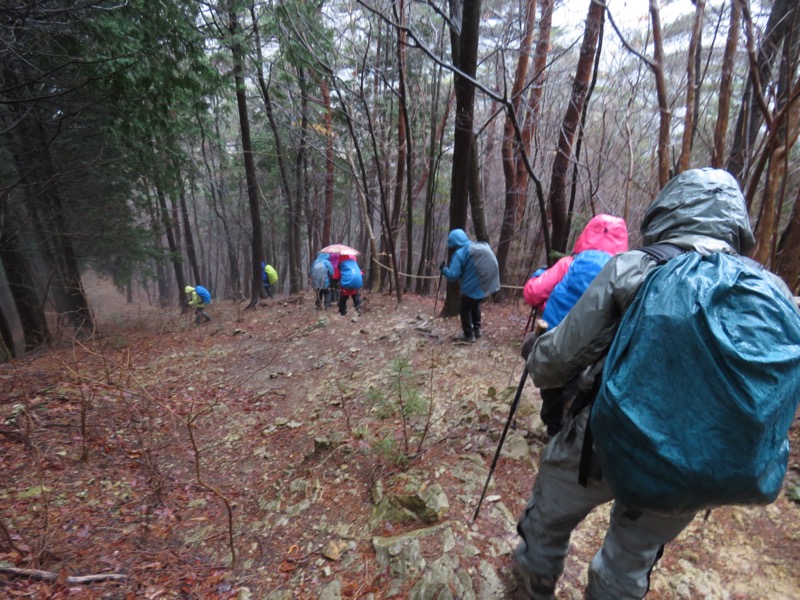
372;534;426;578
370;473;449;526
499;429;534;463
235;587;252;600
394;483;449;523
408;553;475;600
314;437;333;452
478;561;507;599
318;579;342;600
322;539;348;561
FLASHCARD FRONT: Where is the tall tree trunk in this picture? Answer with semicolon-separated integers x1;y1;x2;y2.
750;46;800;265
775;187;800;294
180;168;201;285
547;0;605;253
391;0;409;290
468;134;489;243
711;0;741;169
416;68;451;295
0;213;50;351
396;0;417;293
156;183;186;308
320;79;335;248
145;188;170;308
364;84;403;303
726;0;795;182
567;8;604;241
39;160;93;333
229;6;265;308
291;67;308;294
497;0;538;284
650;0;671;189
0;302;14;359
677;0;705;173
444;0;481;315
197;109;242;300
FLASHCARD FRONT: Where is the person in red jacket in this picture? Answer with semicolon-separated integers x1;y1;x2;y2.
524;214;628;327
523;214;628;435
337;255;363;316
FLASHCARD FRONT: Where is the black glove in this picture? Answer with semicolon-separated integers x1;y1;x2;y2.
439;261;446;272
520;331;538;360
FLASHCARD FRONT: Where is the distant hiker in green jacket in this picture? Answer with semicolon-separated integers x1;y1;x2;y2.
185;285;212;325
262;263;278;298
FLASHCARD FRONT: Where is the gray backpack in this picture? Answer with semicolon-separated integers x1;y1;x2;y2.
469;242;500;295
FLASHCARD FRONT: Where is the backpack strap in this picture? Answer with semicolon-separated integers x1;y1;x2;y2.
638;242;686;264
569;378;600;487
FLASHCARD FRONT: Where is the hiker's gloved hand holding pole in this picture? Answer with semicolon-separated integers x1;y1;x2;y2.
521;319;549;359
521;333;537;360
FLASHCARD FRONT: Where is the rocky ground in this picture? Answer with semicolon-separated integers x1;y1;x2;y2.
0;277;799;599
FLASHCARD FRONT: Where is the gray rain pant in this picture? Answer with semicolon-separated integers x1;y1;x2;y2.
514;408;697;599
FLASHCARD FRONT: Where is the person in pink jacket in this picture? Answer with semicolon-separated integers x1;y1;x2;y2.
523;214;628;435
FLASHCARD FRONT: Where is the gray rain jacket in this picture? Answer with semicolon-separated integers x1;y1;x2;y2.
527;167;794;390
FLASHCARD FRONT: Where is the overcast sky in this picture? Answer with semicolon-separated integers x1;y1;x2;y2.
553;0;708;32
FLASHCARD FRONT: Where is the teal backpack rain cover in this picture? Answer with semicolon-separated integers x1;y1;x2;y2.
592;251;800;513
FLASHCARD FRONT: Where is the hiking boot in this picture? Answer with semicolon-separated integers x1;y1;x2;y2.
474;327;482;339
515;564;556;600
455;332;476;343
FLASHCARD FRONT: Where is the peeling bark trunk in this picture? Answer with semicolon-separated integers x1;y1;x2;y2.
712;0;741;169
677;0;705;173
547;0;604;253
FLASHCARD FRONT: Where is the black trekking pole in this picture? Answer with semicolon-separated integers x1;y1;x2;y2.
524;307;537;337
472;367;529;523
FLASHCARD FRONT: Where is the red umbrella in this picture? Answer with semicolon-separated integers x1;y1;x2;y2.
320;244;361;256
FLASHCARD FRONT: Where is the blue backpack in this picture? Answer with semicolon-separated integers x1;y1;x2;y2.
339;260;362;291
591;250;800;512
543;249;611;328
195;285;212;304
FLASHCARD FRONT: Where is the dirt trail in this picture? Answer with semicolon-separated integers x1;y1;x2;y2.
0;277;798;598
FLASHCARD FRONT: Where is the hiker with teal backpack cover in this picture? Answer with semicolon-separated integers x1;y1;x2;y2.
513;168;800;600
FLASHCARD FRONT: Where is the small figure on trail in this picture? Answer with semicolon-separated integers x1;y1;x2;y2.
311;252;334;309
262;263;278;298
337;254;363;316
185;285;212;326
440;228;500;343
522;214;629;436
514;168;800;600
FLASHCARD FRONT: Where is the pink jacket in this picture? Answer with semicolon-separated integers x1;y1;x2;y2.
523;214;628;309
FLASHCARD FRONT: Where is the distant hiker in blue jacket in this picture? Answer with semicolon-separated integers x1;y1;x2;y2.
337;255;363;316
440;229;500;342
311;253;334;309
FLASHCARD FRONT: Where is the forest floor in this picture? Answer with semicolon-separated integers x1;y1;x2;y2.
1;274;799;599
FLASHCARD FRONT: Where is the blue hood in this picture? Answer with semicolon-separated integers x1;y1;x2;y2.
447;229;469;249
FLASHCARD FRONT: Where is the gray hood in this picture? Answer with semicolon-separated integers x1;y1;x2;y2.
640;168;755;255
